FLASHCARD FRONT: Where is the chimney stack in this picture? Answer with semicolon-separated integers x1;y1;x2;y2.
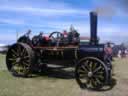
90;11;98;45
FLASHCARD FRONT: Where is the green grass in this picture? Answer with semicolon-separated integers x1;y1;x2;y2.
0;54;6;70
0;71;80;96
0;54;82;96
1;54;128;96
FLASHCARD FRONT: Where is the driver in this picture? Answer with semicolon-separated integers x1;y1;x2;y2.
63;30;68;38
39;32;49;46
25;29;31;37
39;32;43;38
39;32;50;46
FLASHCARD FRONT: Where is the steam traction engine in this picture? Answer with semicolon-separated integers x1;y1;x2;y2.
6;12;112;90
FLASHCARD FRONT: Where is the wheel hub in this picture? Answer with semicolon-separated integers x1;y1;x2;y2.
16;58;21;63
88;72;93;77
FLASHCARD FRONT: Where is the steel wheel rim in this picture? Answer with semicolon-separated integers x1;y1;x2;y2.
76;57;107;89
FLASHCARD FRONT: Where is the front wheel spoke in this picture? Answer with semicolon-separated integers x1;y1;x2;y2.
79;73;88;78
93;65;102;73
89;61;93;71
94;71;104;75
84;61;90;71
92;63;97;71
79;77;88;84
80;65;88;72
94;75;104;80
89;78;100;88
78;68;87;74
91;78;97;87
87;78;92;87
94;77;102;85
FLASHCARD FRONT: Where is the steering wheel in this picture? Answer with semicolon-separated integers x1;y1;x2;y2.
49;31;63;40
49;31;64;46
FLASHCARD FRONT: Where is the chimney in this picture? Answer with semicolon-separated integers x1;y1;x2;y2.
90;11;98;45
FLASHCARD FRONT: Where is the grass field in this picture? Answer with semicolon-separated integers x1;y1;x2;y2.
0;54;128;96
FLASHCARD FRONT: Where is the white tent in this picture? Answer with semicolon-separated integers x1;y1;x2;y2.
0;44;6;47
0;44;8;52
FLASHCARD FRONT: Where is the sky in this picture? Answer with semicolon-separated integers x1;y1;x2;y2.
0;0;128;44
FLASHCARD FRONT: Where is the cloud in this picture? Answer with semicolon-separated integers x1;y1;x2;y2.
0;17;125;37
0;6;89;17
0;0;127;44
0;20;127;44
0;0;89;17
98;25;128;37
0;18;25;25
0;0;70;9
0;34;16;40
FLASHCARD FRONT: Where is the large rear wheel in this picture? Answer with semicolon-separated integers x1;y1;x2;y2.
6;43;34;77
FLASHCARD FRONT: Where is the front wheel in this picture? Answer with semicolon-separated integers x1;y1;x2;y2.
75;57;108;90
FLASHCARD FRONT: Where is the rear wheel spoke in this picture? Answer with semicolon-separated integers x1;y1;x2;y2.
8;58;16;61
11;49;17;56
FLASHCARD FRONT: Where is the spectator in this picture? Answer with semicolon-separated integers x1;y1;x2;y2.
118;50;121;58
104;42;113;61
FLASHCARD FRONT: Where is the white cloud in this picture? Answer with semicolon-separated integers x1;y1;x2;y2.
0;18;25;25
98;25;128;37
0;0;70;9
0;0;127;44
27;21;90;36
0;6;89;17
0;21;128;44
0;34;16;41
